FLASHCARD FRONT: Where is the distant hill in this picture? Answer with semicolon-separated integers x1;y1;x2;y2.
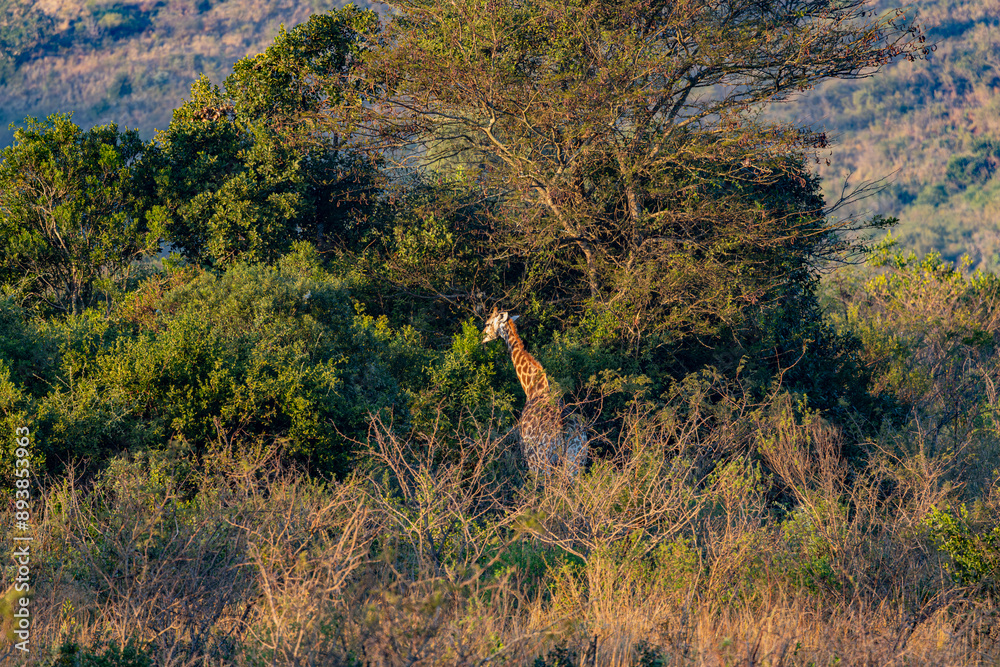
0;0;371;146
773;0;1000;270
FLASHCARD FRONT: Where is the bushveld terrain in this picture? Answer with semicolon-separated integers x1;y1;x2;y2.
3;0;1000;267
0;0;998;665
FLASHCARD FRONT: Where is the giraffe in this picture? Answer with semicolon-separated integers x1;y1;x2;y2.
482;308;587;476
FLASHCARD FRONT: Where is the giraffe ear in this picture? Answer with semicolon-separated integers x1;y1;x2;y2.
510;315;520;322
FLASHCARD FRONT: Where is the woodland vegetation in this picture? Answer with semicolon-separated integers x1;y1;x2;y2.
0;0;998;665
5;0;1000;269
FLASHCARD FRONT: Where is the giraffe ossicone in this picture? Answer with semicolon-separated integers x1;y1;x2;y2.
482;308;588;476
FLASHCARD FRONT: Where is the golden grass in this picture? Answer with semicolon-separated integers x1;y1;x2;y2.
1;389;997;665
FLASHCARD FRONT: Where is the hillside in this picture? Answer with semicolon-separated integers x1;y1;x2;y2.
774;0;1000;269
0;0;370;147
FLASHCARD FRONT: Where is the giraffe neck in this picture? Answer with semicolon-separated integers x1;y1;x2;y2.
500;320;550;402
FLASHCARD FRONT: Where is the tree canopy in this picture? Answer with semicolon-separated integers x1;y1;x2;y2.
0;114;157;314
150;7;383;268
355;0;926;346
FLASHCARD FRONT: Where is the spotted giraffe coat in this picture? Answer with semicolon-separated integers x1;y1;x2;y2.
482;309;588;476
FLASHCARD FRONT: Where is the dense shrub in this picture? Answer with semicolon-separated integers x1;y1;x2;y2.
1;245;412;478
924;504;1000;588
828;244;1000;488
38;642;153;667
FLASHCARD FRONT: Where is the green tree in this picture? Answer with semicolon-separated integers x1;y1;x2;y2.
150;6;383;268
25;245;409;477
358;0;927;345
0;114;159;314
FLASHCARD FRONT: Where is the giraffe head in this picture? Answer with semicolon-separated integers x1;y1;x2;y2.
482;308;519;344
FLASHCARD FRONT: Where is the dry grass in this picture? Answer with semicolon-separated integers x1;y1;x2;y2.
1;384;998;666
